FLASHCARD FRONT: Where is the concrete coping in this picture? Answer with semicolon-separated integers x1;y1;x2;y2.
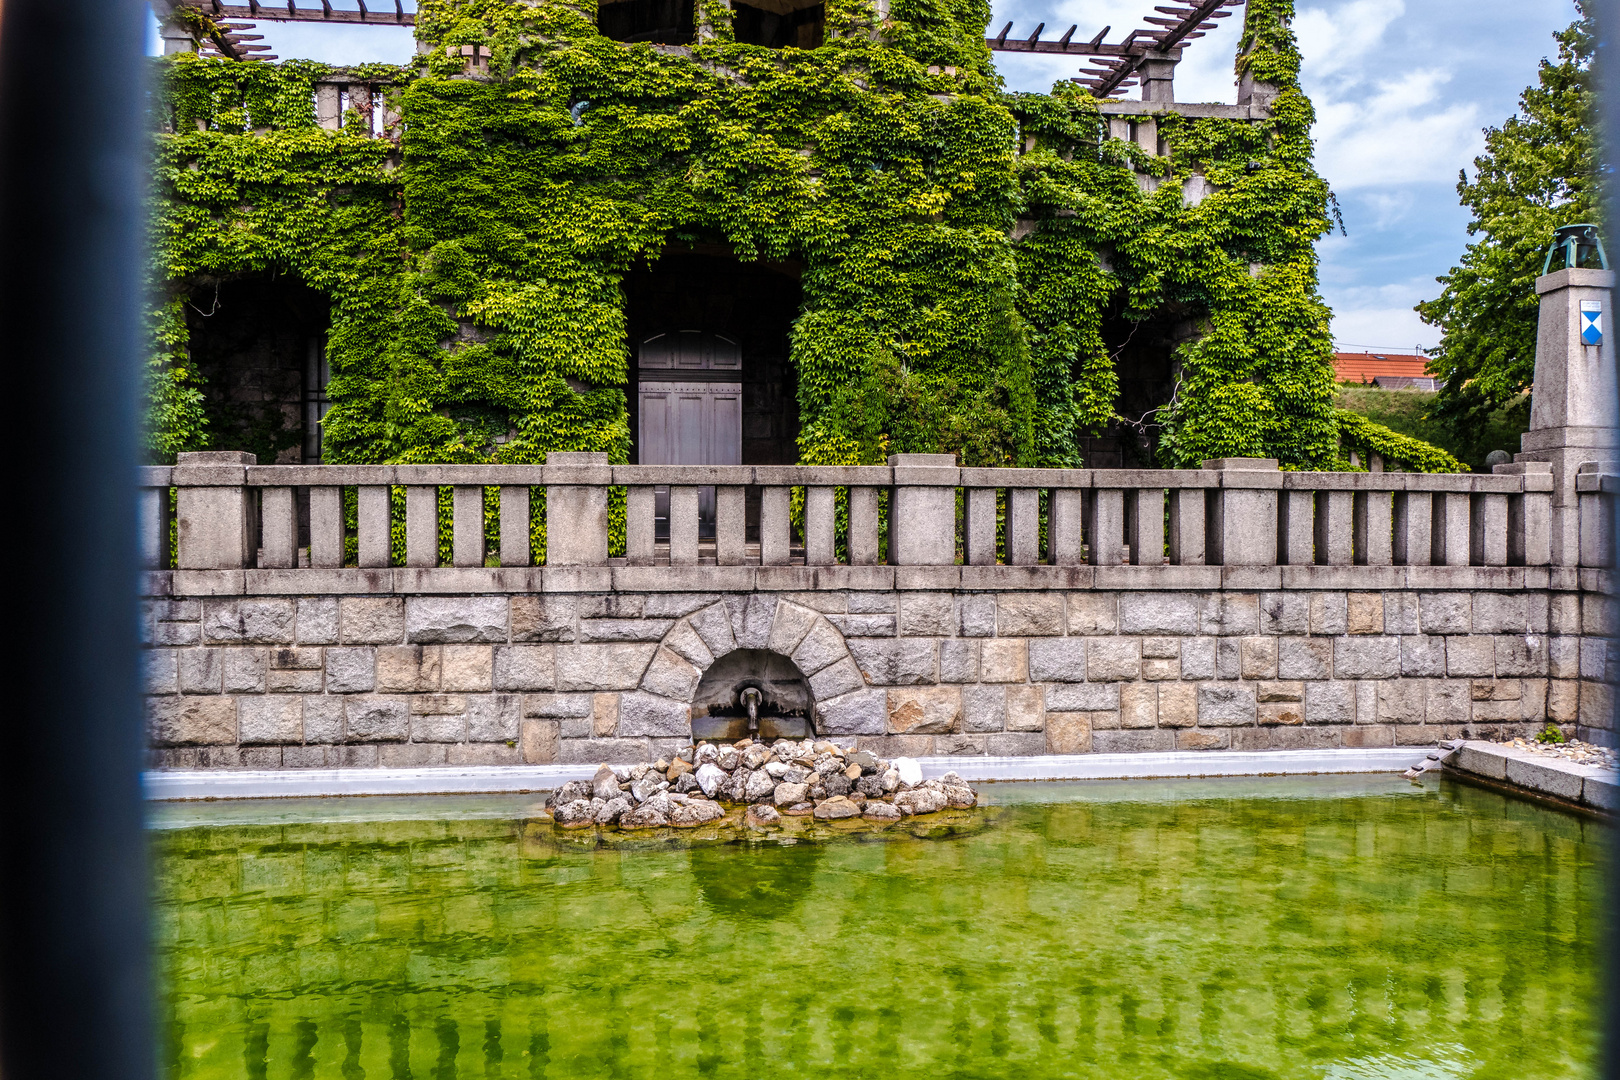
143;748;1428;801
1447;741;1616;812
1536;268;1615;294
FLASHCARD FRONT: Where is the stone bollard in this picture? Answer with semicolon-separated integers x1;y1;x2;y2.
545;452;611;566
173;451;256;570
1204;458;1281;566
888;454;959;566
1515;266;1618;564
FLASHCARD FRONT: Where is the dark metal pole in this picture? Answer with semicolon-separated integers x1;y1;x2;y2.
1601;3;1620;1079
0;0;154;1078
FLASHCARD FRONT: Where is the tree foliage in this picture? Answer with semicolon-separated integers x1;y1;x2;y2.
1417;5;1597;442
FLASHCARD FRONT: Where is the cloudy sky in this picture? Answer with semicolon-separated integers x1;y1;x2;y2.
153;0;1581;352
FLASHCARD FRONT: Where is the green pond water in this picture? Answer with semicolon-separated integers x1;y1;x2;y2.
151;775;1606;1080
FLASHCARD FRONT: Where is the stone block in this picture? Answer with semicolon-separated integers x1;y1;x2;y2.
1259;592;1309;635
345;697;409;742
222;648;268;694
177;649;222;694
1549;636;1580;679
939;639;980;683
1400;636;1447;677
1180;637;1216;679
1382;592;1420;635
329;745;380;767
1006;685;1045;732
1142;658;1179;681
266;666;322;694
282;745;328;768
848;592;897;614
1092;729;1175;753
406;597;509;643
594;693;620;737
1505;756;1585;801
1203;593;1258;636
1197;683;1256;726
986;732;1048;756
1216;639;1241;679
270;646;323;671
981;639;1029;683
1308;593;1346;636
1029;638;1087;682
521;719;560;763
381;744;447;767
147;697;237;746
558;715;591;739
855;735;935;758
468;695;521;741
203;599;295;644
661;620;715;669
962;685;1006;733
323;647;375;694
887;686;962;734
1548;679;1580;722
900;593;956;636
643;593;720;619
339;598;405;644
448;743;522;766
1087;639;1141;682
1119;593;1200;635
791;619;847;675
1473;593;1536;634
1178;730;1229;750
581;618;672;643
1341;725;1393;748
555;643;656;691
767;601;819;656
847;639;939;686
412;714;465;743
1046;683;1119;712
302;697;344;743
1550;593;1582;635
808;657;864;700
1257;680;1303;702
617;691;691;737
1472;697;1523;722
1356;681;1377;726
441;645;494;691
296;598;339;644
1334;637;1400;679
1120;683;1157;728
1377;680;1426;724
1257;701;1303;725
1419;593;1470;634
238;747;283;768
1278;637;1331;680
1240;637;1278;680
726;594;776;649
511;595;577;642
1156;683;1196;727
959;595;997;637
1141;637;1180;660
1046;714;1092;754
1580;637;1609;680
996;593;1065;636
1495;635;1549;678
818;689;888;735
1346;593;1384;634
581;595;645;618
1446;637;1496;678
377;645;442;692
1426;681;1470;724
1067;594;1117;634
152;615;200;646
936;734;987;756
1584;594;1617;636
1305;681;1353;724
640;647;702;700
411;693;468;715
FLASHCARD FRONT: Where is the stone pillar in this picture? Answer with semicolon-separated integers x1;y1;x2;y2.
1204;458;1280;566
173;451;256;570
1138;51;1177;103
545;452;610;567
1514;267;1619;564
888;454;958;566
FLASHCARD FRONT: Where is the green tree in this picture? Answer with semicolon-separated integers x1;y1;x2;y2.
1416;5;1597;453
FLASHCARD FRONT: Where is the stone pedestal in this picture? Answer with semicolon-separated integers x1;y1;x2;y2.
1514;268;1619;564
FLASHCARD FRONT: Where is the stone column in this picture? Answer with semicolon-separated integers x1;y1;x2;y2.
888;454;958;566
1138;51;1178;103
1514;267;1619;564
545;452;610;566
1204;457;1280;566
173;451;256;570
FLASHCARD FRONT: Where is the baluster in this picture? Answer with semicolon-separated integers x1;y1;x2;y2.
626;486;656;565
848;487;880;565
1128;487;1164;566
964;488;999;565
1393;491;1431;566
1314;489;1352;566
260;486;298;569
1470;487;1509;567
1049;487;1085;565
1167;488;1205;566
1278;489;1314;565
405;485;438;568
669;486;700;566
1433;490;1471;567
137;473;171;570
760;486;791;565
451;485;485;567
357;485;392;568
804;487;836;565
309;485;345;568
1086;489;1124;566
1353;488;1393;566
1007;488;1040;565
499;485;531;567
716;485;747;566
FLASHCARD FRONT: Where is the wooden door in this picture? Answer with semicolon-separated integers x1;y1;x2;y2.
638;332;743;538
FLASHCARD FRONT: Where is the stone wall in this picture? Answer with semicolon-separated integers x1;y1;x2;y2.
143;582;1617;768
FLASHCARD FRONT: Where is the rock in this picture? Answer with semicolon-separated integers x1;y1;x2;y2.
849;750;879;773
813;740;841;757
813;753;840;775
667;758;693;781
847;791;867;807
734;737;752;748
745;804;781;828
882;769;901;793
770;739;796;757
823;773;852;798
862;801;901;821
618;806;669;829
629;764;650;781
592;765;621;801
781;766;810;785
611;766;631;782
674;772;700;794
894;757;923;787
695;762;726;797
943;784;976;809
894;787;947;816
669;800;725;828
792;753;817;768
642;791;674;817
653;758;669;772
723;771;750;802
774;781;808;807
843;763;863;781
744;769;777;803
676;746;695;763
696;743;719;765
630;774;664;803
590;797;606;813
765;761;789;779
783;801;815;817
555;780;592;805
743;745;774;770
855;775;887;798
594;796;630;825
808;783;827;802
813;796;860;820
716;745;740;771
554;799;595;828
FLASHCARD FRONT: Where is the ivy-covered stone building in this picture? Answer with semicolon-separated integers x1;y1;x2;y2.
149;0;1453;484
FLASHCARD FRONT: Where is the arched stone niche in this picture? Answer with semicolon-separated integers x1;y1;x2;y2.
690;649;813;741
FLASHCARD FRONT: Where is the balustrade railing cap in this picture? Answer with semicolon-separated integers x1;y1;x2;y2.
176;451;256;465
887;453;958;467
546;452;610;465
1201;457;1279;470
1493;461;1553;473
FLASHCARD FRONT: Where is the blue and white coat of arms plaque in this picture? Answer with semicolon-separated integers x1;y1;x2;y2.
1580;299;1604;346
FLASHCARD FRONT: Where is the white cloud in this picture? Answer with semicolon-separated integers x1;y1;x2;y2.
1295;0;1404;82
1311;71;1481;190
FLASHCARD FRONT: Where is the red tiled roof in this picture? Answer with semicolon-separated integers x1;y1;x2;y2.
1334;351;1432;383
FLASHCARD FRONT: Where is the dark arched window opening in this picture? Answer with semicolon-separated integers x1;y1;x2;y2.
598;0;696;44
732;0;823;47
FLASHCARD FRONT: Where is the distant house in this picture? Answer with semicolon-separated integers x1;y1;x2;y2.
1333;351;1440;391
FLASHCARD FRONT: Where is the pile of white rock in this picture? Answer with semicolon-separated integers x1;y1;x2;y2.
544;738;978;830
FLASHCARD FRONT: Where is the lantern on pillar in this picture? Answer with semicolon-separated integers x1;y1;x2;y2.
1542;222;1609;275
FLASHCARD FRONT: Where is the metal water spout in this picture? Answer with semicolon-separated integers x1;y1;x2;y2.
740;687;762;736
